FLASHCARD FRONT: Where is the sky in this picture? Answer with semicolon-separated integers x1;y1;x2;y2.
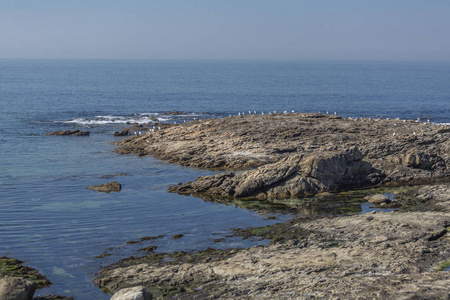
1;0;450;61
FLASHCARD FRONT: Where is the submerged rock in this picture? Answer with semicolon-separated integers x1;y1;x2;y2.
86;181;122;193
45;129;90;136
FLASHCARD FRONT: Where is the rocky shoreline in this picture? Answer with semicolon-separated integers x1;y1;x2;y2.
92;114;450;299
94;184;450;299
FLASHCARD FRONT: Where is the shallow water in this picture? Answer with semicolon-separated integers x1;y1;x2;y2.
1;59;449;299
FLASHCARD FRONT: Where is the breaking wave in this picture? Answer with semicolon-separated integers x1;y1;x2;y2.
56;112;209;125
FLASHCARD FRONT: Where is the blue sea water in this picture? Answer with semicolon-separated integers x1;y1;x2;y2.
1;59;449;299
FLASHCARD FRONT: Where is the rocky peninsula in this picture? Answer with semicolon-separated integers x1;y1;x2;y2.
95;113;450;299
115;113;449;200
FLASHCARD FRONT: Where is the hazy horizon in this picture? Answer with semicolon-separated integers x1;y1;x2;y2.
1;0;450;62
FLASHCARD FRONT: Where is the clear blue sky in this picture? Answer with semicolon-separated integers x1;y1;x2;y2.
1;0;450;61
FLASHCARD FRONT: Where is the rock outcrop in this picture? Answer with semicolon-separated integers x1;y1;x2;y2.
169;147;377;199
45;129;90;136
86;181;122;193
115;113;450;199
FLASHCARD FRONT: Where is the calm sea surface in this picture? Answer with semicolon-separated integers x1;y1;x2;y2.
1;60;449;299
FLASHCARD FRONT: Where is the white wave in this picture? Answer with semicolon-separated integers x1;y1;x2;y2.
58;115;160;125
56;112;211;125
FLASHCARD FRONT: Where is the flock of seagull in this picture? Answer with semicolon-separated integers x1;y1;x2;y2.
131;111;435;137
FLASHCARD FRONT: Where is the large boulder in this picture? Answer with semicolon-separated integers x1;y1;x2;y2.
110;286;152;300
0;277;37;300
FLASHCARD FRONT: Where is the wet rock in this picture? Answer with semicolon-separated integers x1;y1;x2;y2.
45;129;90;136
86;181;122;193
110;286;152;300
33;295;74;300
0;277;36;300
0;257;51;289
113;130;130;137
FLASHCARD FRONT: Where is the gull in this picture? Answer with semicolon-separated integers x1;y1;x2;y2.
249;111;252;114
393;132;396;136
254;111;257;114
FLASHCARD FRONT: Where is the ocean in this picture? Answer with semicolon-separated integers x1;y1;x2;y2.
1;59;449;299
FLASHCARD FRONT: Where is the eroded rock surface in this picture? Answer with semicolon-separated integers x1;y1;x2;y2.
94;210;450;299
115;113;450;199
169;147;378;199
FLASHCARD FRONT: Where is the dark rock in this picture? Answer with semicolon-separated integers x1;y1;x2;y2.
0;277;36;300
113;130;130;137
45;130;90;136
33;295;74;300
172;234;184;239
86;181;122;193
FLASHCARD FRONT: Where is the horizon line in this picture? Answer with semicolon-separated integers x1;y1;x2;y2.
1;57;450;63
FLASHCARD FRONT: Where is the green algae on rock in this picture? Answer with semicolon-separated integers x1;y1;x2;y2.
0;257;52;289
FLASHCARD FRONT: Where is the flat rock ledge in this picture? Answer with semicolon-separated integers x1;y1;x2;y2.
45;129;90;136
115;113;450;199
94;208;450;299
